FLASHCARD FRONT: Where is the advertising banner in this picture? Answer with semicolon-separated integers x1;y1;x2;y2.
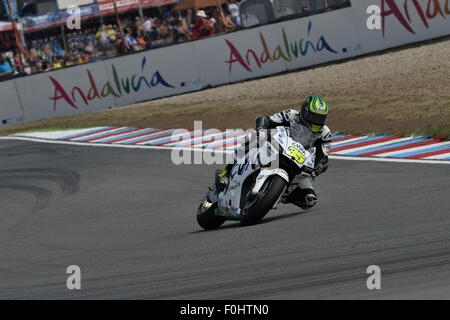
102;42;203;107
57;0;95;10
15;60;117;121
194;7;362;86
351;0;450;53
21;11;63;29
21;5;100;30
281;7;363;71
193;23;289;86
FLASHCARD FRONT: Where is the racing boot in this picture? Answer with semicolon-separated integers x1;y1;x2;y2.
299;191;318;210
283;187;318;210
214;164;233;194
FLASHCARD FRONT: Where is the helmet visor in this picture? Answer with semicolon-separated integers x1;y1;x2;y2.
303;111;327;127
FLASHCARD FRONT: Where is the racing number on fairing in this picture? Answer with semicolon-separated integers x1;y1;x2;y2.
285;146;306;164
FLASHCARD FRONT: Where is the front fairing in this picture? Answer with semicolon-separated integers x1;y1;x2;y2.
273;126;316;171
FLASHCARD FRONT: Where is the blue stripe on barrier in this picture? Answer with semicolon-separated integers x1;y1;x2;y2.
122;130;175;144
100;128;160;143
146;131;206;146
330;135;391;149
175;131;231;146
206;136;246;148
59;126;115;140
76;127;135;142
331;134;348;139
206;136;239;148
388;145;450;158
343;137;431;156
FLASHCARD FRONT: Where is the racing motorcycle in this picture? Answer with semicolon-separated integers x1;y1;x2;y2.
197;126;318;230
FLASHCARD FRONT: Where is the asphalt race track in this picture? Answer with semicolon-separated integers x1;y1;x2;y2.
0;139;449;299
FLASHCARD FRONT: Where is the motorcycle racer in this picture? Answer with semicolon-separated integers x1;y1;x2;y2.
217;95;332;210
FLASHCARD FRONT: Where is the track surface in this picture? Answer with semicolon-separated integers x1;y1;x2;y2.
0;140;449;299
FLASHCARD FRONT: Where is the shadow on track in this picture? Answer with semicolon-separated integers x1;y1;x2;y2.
190;210;308;233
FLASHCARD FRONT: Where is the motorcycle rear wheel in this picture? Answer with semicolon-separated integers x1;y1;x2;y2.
240;175;287;226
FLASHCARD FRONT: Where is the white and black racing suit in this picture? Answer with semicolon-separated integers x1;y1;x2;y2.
255;109;332;209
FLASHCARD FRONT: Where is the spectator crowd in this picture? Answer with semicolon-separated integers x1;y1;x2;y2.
0;2;241;79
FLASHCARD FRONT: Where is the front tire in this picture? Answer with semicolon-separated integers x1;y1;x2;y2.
240;175;287;226
197;194;226;230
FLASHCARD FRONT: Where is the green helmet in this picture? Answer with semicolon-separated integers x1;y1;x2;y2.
298;95;329;133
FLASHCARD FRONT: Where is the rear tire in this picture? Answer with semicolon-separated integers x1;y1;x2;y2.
197;194;226;230
240;175;287;226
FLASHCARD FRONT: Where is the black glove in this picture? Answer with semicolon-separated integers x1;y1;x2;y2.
255;116;273;130
314;155;329;176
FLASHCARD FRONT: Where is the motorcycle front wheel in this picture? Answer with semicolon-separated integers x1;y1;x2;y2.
240;175;287;226
197;194;226;230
